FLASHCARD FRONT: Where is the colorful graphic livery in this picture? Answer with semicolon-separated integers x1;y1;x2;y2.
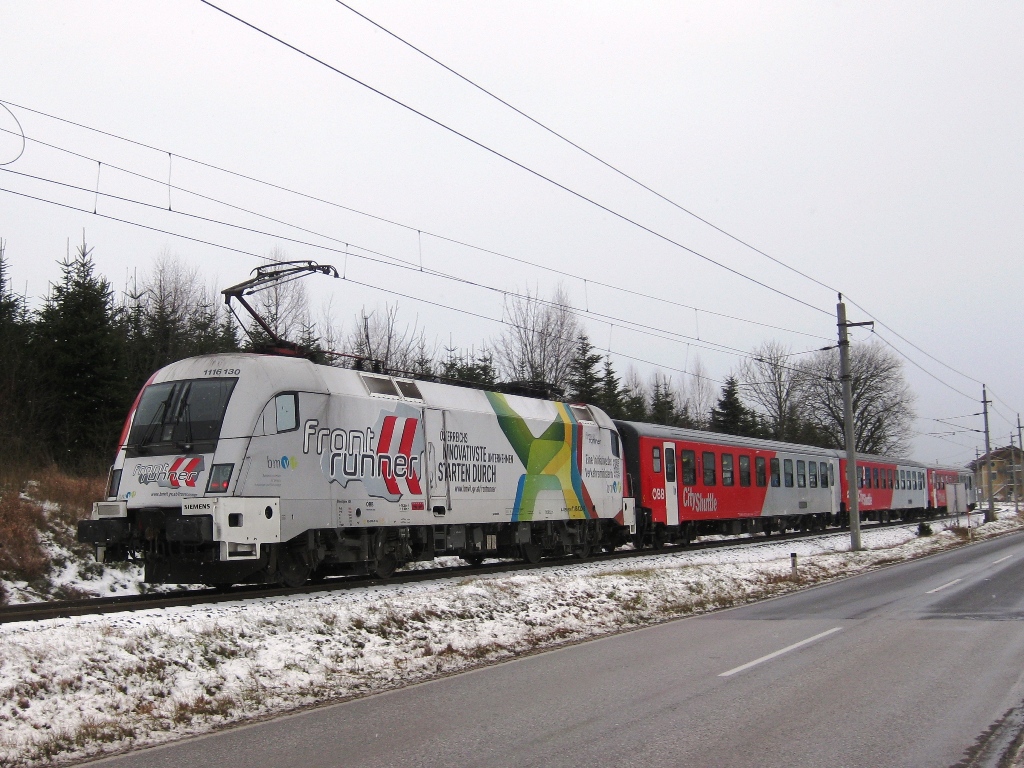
77;353;972;587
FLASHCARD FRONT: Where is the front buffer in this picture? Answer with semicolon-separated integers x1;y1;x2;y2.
78;497;282;586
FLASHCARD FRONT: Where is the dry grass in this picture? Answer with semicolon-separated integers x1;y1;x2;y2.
0;493;50;584
0;466;105;601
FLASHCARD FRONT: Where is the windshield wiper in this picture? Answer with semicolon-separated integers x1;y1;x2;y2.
138;391;174;450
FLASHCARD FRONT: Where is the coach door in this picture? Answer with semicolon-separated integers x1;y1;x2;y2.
663;442;679;527
424;408;451;515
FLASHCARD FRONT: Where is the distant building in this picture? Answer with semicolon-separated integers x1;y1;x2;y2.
970;446;1023;502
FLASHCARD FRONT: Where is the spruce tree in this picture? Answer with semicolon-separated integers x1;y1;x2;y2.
566;334;603;403
709;376;761;437
596;356;624;418
32;238;127;469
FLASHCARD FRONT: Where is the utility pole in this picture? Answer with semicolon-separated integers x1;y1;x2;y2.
982;385;995;523
838;295;873;551
1011;415;1019;518
1012;431;1019;516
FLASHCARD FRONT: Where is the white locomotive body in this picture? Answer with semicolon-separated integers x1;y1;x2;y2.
79;353;633;585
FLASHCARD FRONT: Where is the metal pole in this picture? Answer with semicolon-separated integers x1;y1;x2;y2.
1011;415;1019;518
983;385;996;523
1012;431;1019;516
838;297;862;551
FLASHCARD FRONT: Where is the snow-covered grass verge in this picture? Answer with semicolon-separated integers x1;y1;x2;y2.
0;472;191;605
0;507;1020;767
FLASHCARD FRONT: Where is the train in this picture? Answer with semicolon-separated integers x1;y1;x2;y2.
77;352;976;587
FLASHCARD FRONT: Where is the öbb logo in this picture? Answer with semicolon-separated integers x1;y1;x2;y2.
268;456;299;470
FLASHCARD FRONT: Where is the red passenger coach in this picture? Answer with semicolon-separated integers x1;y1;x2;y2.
615;421;841;548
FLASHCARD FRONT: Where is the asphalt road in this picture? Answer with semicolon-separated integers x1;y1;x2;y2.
87;530;1024;768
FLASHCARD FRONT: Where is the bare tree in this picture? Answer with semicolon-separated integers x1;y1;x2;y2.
345;303;437;375
797;341;915;455
739;340;807;441
493;284;580;389
688;355;715;429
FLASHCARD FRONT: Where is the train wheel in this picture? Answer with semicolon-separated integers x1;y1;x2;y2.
574;540;591;560
372;554;398;578
462;554;485;567
277;546;313;588
521;543;543;564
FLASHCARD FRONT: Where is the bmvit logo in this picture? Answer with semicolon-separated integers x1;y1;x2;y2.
134;456;206;488
268;456;299;470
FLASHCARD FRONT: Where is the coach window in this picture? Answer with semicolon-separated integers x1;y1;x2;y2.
828;464;835;487
809;461;818;488
275;393;299;433
796;460;806;488
857;466;864;488
770;458;781;487
900;470;906;489
739;455;751;487
703;452;717;486
888;469;893;488
873;467;879;489
681;450;696;485
755;456;767;487
820;462;829;488
652;446;662;474
722;453;734;486
784;459;794;488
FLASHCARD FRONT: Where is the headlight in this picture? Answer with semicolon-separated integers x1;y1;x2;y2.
107;468;122;499
206;464;234;493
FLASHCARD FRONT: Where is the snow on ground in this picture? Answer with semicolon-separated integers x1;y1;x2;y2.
0;507;1020;767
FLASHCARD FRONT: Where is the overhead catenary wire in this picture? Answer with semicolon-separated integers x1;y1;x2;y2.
0;181;821;386
326;2;1018;416
0;167;822;369
1;94;1015;417
0;114;829;343
195;1;833;317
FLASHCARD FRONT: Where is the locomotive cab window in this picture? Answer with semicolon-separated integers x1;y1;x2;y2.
652;446;662;474
770;458;781;487
681;450;696;485
609;431;620;458
820;462;829;488
126;377;237;456
739;455;751;487
808;461;818;488
275;393;299;433
784;459;794;488
703;452;717;486
722;453;734;486
755;456;767;487
796;460;806;488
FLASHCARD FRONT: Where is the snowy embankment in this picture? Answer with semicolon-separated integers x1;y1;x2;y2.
1;508;1020;767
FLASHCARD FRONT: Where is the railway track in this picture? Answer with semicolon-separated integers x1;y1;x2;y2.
0;515;958;624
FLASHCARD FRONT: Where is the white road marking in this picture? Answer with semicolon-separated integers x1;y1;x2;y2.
926;578;962;594
719;627;843;678
993;555;1012;565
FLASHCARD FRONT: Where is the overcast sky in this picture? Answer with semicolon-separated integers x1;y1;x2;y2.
1;1;1021;466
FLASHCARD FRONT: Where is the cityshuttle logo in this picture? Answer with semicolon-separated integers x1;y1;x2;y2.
682;487;718;513
134;456;206;488
302;402;424;502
